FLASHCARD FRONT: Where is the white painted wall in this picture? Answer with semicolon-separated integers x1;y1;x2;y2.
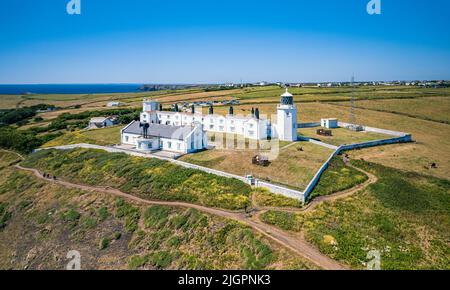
277;104;297;141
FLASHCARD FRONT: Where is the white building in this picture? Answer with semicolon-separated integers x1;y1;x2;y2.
107;101;124;107
140;100;271;141
321;118;339;129
276;89;298;141
123;89;298;151
89;116;117;129
121;121;207;154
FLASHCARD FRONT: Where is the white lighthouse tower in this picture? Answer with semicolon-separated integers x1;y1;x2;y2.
276;88;298;141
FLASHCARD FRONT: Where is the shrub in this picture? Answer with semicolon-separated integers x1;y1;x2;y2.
99;237;111;250
260;210;303;232
0;203;12;229
115;198;140;233
128;255;148;270
98;207;109;221
61;209;81;222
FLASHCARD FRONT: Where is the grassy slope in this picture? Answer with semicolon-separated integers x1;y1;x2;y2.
252;188;303;208
20;148;252;210
258;161;450;269
42;126;122;147
310;157;368;199
0;166;313;270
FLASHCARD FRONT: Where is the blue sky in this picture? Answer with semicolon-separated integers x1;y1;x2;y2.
0;0;449;84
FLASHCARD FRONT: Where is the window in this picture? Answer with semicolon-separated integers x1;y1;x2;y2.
125;136;129;142
219;126;224;131
230;127;235;132
248;130;254;136
209;125;214;130
168;141;172;149
177;143;181;150
220;119;224;124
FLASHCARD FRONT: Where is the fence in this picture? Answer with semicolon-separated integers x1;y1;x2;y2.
302;133;413;201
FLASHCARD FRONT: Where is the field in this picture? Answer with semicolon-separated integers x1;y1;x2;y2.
0;161;313;269
42;126;122;147
331;96;450;124
20;148;252;210
180;142;334;190
298;127;391;146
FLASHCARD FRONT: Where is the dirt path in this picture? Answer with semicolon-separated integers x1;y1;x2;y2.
14;164;348;270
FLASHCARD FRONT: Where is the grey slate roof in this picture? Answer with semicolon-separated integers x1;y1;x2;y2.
122;121;194;140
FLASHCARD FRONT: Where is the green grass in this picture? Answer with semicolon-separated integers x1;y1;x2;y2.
259;210;303;232
21;148;252;210
115;198;140;233
310;157;368;199
0;203;12;230
0;150;21;169
252;188;303;208
42;126;122;147
303;160;450;269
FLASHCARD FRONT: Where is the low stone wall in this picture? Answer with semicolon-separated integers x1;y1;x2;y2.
298;122;321;128
256;180;304;201
302;133;413;201
307;139;339;150
338;121;409;137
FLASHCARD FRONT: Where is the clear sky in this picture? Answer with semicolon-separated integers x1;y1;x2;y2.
0;0;449;84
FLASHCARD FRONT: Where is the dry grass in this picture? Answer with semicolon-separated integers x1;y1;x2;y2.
331;96;450;124
298;127;391;146
299;102;450;180
180;142;333;190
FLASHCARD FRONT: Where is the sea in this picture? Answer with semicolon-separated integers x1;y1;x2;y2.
0;84;144;95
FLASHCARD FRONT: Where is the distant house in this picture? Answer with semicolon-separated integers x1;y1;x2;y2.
321;118;339;129
107;101;124;107
89;116;118;129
